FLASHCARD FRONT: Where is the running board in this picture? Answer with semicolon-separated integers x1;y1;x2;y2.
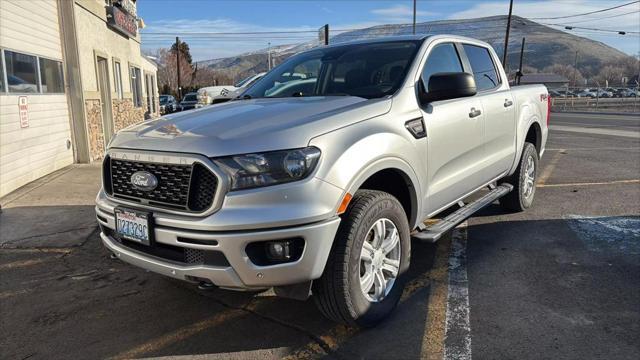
412;184;513;242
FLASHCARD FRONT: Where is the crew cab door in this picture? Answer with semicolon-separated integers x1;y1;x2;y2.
418;42;487;215
460;44;516;178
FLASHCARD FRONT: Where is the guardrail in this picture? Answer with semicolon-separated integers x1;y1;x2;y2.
551;97;640;113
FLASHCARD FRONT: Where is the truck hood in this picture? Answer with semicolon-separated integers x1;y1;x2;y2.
109;96;391;157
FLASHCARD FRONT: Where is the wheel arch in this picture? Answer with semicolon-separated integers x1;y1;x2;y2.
525;121;542;156
344;159;421;229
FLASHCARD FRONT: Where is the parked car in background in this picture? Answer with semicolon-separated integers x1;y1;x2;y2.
577;88;612;98
159;95;178;114
96;35;549;327
548;90;561;97
179;93;198;111
619;88;639;97
576;89;596;98
557;89;576;97
196;72;266;108
595;88;613;98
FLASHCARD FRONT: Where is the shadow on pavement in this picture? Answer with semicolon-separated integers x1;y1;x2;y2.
466;215;640;360
0;204;440;360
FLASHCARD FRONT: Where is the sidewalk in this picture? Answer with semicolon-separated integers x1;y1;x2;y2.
0;164;102;249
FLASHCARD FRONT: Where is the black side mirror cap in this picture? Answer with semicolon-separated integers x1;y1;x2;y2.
419;72;477;103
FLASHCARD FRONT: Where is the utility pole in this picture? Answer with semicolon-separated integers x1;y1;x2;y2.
267;42;271;71
412;0;417;35
502;0;514;69
175;36;181;100
572;51;579;88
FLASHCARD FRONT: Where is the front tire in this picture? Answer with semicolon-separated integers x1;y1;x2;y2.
313;190;411;327
499;142;539;211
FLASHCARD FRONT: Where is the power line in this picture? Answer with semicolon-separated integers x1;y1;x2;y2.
529;0;639;20
544;23;639;34
548;10;639;25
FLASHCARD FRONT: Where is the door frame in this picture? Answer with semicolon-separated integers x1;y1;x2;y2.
95;54;114;149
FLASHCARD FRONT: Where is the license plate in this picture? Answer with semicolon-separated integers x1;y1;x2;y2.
115;207;152;245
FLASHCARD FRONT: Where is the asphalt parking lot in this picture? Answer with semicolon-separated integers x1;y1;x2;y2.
1;112;638;360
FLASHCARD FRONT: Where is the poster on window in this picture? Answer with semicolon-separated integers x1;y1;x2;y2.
18;96;29;128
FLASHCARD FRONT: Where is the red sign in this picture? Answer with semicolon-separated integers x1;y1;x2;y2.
18;96;28;128
107;5;137;38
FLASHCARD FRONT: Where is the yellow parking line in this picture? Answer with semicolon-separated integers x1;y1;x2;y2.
0;258;46;270
109;309;245;360
0;289;32;300
538;179;640;188
1;248;73;254
420;230;452;360
285;233;454;360
537;149;565;185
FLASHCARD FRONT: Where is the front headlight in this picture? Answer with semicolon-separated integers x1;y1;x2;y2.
213;147;321;190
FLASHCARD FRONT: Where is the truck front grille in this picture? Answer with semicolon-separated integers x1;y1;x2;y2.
105;156;218;213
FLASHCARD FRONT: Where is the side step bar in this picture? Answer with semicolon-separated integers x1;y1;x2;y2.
412;184;513;242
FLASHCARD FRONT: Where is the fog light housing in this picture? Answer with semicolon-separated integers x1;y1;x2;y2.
245;238;305;266
266;241;291;261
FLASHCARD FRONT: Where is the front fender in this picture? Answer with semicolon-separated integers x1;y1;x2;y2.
309;119;424;228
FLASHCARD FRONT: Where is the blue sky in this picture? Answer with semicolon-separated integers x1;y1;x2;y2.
138;0;640;61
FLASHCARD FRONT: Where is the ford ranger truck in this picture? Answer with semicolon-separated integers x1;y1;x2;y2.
96;35;549;327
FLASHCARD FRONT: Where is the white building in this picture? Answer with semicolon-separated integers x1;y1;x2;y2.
0;0;158;198
0;0;72;197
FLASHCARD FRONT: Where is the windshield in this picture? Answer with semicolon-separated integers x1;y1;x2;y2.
183;94;197;102
243;40;420;100
159;95;169;104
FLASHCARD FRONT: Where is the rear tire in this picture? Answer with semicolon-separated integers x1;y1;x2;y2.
313;190;410;327
499;142;538;212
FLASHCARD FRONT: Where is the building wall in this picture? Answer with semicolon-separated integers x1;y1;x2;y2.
74;0;158;161
0;0;74;197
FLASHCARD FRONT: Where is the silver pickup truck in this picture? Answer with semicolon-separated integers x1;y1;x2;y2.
96;35;549;327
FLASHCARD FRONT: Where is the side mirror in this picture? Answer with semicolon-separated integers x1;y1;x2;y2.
419;72;477;103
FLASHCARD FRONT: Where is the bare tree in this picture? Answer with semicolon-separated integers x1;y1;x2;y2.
543;64;584;86
154;48;195;93
595;65;626;87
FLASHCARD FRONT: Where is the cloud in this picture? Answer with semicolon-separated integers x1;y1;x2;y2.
371;4;438;23
141;18;391;61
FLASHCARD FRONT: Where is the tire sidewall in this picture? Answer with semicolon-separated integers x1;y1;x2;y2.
518;143;538;209
346;195;410;326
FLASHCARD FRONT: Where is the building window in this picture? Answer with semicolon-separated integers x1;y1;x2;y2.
39;58;64;93
130;66;143;107
144;73;157;114
4;50;38;93
113;60;123;99
0;53;5;92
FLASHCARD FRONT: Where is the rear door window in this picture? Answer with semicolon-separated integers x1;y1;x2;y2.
462;44;500;91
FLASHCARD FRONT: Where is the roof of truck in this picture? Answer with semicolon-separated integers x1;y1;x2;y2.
323;34;490;48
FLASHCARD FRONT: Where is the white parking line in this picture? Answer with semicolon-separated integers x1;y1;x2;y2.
444;224;473;360
549;125;640;139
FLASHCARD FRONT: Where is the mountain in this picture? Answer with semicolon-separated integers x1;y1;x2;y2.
198;15;631;79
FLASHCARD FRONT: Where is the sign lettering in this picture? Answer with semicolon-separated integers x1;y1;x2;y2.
106;5;137;38
18;96;28;128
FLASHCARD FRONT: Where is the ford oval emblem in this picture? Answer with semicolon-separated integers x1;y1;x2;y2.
130;171;158;192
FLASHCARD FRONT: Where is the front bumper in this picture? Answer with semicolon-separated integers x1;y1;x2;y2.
97;208;341;289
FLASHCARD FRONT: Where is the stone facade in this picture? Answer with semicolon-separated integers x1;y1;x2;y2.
85;99;105;161
112;98;146;132
84;98;159;162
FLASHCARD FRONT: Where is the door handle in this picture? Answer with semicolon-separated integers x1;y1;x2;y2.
469;107;482;118
504;99;513;107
